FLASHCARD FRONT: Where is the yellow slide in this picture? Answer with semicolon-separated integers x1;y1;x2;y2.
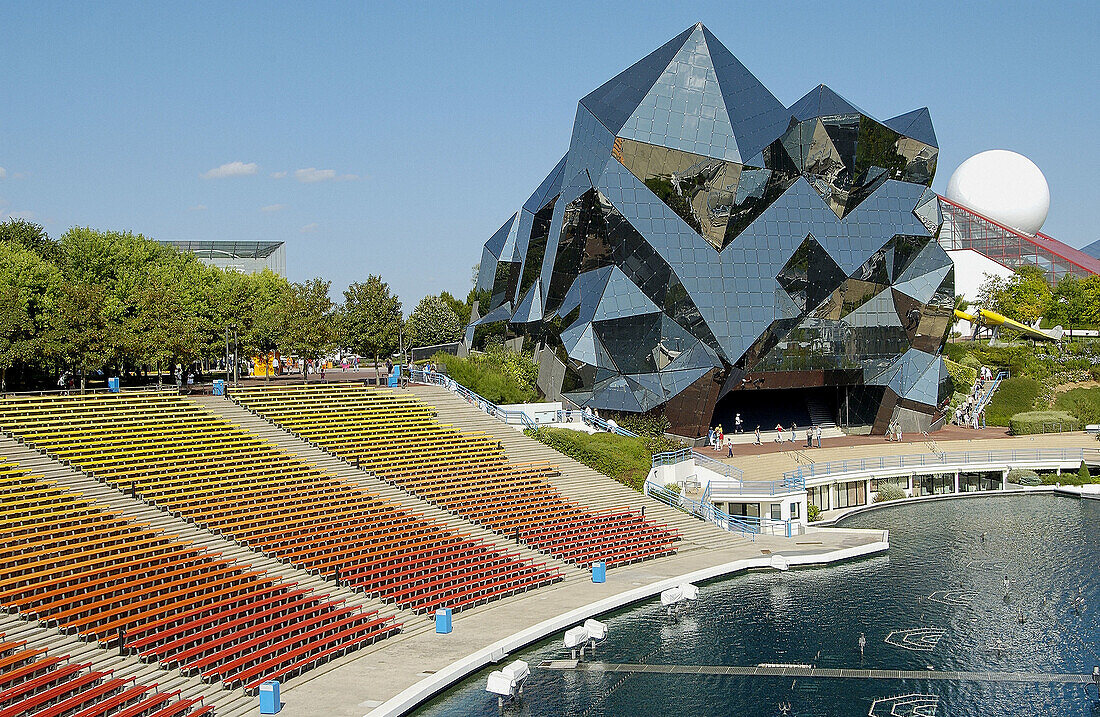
953;308;1062;341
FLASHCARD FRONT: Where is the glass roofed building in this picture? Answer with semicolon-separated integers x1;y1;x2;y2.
160;240;286;276
468;23;954;437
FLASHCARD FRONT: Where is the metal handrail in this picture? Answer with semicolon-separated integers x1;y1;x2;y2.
973;370;1009;415
643;479;759;538
649;447;804;496
785;446;1100;483
554;409;640;438
409;368;538;430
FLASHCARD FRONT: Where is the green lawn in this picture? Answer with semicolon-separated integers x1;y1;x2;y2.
525;427;658;491
1054;386;1100;426
984;377;1040;426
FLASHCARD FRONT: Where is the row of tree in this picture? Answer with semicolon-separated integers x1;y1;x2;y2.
0;219;471;390
976;265;1100;330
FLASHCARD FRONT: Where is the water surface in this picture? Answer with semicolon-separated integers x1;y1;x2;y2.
416;495;1100;716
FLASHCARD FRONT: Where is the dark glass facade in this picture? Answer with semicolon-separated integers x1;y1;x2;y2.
468;23;954;436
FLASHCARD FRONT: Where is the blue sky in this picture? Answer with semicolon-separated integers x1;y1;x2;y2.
2;1;1097;307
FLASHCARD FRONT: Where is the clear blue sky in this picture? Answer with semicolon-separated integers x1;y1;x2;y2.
3;1;1097;307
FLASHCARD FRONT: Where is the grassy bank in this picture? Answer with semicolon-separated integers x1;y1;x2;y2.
524;426;682;491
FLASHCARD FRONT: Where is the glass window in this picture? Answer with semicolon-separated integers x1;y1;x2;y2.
770;503;782;520
790;502;800;519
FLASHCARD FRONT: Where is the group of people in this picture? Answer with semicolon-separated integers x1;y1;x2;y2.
955;366;994;429
884;420;904;442
710;418;824;455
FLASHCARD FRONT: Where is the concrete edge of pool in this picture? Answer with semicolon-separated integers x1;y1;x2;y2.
366;533;890;717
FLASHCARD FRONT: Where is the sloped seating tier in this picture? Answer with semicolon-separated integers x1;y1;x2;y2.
0;462;400;693
0;629;218;717
0;394;561;615
232;383;680;568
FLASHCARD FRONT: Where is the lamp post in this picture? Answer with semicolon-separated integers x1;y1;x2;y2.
230;325;239;387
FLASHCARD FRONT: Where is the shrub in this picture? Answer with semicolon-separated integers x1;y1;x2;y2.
1040;465;1100;486
432;351;537;404
984;377;1040;425
523;427;653;491
1054;386;1100;426
807;504;821;522
615;412;671;438
945;359;977;396
1007;468;1040;486
960;354;982;370
1008;410;1080;435
873;483;907;502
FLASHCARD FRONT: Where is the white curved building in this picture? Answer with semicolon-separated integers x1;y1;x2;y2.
937;152;1097;292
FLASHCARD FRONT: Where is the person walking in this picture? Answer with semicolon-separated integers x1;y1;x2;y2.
735;413;743;433
895;423;902;442
717;425;724;450
754;426;761;445
805;427;813;448
708;427;715;449
789;422;797;443
775;423;783;443
726;435;734;458
815;424;822;449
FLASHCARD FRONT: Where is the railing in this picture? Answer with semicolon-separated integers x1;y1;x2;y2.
409;369;538;430
649;447;803;496
644;479;758;539
973;370;1009;415
785;447;1100;483
554;410;640;438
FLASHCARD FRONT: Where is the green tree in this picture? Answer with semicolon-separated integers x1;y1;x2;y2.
245;270;293;380
280;278;336;375
0;218;60;262
0;242;61;390
341;275;403;368
406;294;464;348
439;291;471;325
978;266;1052;325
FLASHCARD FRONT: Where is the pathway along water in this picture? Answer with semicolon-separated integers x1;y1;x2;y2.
414;494;1100;716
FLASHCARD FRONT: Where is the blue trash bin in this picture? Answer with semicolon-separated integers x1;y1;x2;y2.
108;377;120;393
435;608;452;634
388;365;402;388
259;680;281;714
212;380;225;396
592;561;606;583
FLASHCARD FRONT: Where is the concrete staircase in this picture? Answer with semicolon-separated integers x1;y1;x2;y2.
192;395;583;581
403;386;745;551
806;397;836;428
0;435;417;707
0;612;256;717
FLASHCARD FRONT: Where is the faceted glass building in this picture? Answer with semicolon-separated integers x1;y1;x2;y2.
469;23;954;436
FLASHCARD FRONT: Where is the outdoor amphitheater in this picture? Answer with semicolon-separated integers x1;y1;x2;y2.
0;374;1095;717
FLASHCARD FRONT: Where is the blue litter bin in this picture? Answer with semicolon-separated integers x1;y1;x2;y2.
259;680;281;714
108;377;120;393
435;608;452;634
388;365;402;388
212;380;225;396
591;561;606;583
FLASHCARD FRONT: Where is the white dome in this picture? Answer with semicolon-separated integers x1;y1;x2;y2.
945;150;1049;235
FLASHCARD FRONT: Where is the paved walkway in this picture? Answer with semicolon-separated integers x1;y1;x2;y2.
276;527;886;717
704;431;1098;485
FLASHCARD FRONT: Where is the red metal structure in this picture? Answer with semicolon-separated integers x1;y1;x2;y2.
937;195;1100;284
